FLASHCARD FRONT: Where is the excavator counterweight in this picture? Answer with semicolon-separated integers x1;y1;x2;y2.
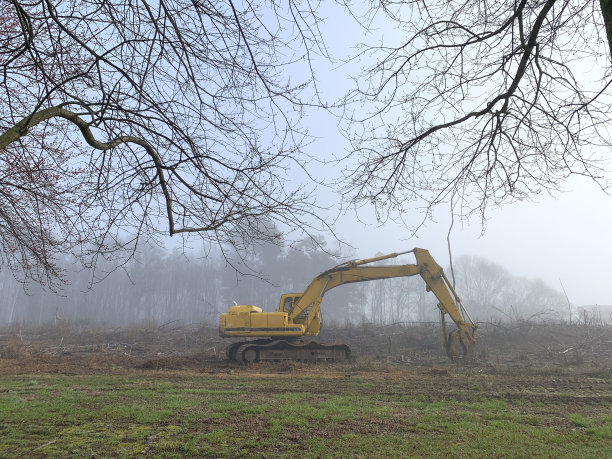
219;248;477;362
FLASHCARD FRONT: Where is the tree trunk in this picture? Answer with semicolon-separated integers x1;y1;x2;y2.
600;0;612;62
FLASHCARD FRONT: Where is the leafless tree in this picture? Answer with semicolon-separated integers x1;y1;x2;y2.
0;0;330;288
453;254;566;322
342;0;612;227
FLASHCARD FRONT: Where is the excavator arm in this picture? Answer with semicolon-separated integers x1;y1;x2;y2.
283;248;476;359
411;249;477;360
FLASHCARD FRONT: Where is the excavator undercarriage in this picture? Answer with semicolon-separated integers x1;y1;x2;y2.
227;339;350;363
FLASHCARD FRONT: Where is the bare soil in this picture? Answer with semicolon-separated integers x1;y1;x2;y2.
1;321;610;380
2;321;610;459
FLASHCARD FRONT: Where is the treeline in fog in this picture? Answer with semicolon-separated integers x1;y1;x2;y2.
0;240;569;327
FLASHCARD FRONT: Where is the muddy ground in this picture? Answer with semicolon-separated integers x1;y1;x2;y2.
2;322;611;459
1;321;610;378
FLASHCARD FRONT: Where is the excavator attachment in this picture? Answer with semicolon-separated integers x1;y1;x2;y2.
445;329;476;361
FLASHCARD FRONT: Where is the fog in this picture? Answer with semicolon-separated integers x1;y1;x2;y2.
1;238;586;327
4;175;608;327
296;4;612;309
2;2;611;326
335;174;612;307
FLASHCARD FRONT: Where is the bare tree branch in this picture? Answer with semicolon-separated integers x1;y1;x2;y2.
342;0;612;227
0;0;331;288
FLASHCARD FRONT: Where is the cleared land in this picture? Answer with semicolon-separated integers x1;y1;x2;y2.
1;323;611;457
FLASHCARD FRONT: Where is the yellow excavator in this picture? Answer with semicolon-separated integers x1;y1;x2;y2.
219;248;477;363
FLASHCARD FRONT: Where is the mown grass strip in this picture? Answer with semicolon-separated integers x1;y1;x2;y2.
0;371;610;458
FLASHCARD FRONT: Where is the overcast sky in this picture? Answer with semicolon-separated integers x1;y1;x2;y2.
304;99;612;306
331;175;612;307
301;3;612;307
8;3;610;311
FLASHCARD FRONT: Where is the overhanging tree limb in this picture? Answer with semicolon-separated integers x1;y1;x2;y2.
0;104;177;235
0;0;333;288
342;0;611;227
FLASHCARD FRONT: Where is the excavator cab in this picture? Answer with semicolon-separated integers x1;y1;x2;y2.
279;294;300;315
278;293;321;335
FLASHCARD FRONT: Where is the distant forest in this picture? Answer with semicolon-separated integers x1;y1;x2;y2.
0;239;568;327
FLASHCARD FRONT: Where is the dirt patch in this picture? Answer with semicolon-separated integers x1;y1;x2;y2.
0;322;611;377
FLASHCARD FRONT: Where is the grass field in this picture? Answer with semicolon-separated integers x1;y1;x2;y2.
1;363;611;458
1;323;611;457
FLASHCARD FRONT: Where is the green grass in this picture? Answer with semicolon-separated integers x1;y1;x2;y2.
0;370;610;458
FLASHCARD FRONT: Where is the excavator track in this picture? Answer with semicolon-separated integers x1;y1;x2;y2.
228;340;350;363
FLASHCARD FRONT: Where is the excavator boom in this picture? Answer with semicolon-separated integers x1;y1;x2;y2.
219;248;477;362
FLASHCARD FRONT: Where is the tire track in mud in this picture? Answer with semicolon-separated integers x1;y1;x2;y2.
235;367;612;408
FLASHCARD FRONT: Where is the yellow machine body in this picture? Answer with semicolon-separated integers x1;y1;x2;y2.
218;248;477;360
219;293;321;337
